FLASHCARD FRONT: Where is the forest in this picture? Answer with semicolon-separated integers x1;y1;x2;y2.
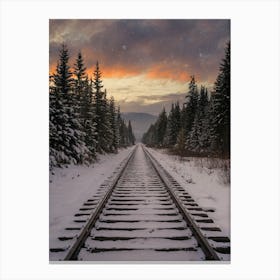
142;42;230;159
49;44;135;169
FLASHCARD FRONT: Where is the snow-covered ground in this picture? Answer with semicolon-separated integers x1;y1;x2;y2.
49;147;134;249
147;147;230;237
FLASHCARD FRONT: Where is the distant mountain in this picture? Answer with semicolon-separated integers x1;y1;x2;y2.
122;112;157;142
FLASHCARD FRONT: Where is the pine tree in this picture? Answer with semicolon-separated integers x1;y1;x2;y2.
210;42;230;157
103;89;114;152
156;108;167;147
80;77;97;160
109;96;118;152
73;51;87;114
164;103;175;147
188;86;210;153
116;106;122;148
92;62;112;153
73;51;87;96
164;102;181;147
183;75;199;149
53;43;73;96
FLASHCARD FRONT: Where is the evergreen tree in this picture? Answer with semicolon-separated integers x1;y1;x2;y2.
103;89;114;152
92;62;111;153
109;96;118;152
116;106;122;148
73;51;87;96
53;43;73;96
156;108;167;147
210;42;230;157
188;86;210;153
183;75;199;149
164;103;175;146
164;102;181;147
80;76;97;160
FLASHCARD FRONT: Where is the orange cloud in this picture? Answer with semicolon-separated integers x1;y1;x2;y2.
145;64;190;82
49;62;193;82
101;65;139;78
49;63;140;79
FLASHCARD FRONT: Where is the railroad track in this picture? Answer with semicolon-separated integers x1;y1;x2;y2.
50;144;230;262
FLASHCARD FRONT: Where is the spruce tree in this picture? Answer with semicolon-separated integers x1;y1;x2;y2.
165;102;181;147
109;96;118;152
103;89;114;152
156;108;167;147
73;51;87;96
183;75;199;149
80;76;97;161
188;86;210;153
210;42;230;157
53;43;73;96
116;106;122;148
92;62;112;153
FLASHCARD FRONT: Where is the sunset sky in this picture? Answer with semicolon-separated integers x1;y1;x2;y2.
49;19;230;115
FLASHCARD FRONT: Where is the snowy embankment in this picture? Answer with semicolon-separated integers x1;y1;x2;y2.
147;147;230;237
49;147;134;248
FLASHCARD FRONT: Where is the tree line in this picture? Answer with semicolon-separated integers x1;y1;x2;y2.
142;42;230;158
49;44;135;168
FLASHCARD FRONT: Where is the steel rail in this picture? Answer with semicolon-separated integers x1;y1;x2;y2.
142;145;220;261
64;146;137;261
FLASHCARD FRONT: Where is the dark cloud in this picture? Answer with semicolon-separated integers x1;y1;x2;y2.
49;19;230;82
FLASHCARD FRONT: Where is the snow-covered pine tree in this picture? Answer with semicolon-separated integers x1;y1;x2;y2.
73;52;97;162
164;102;181;147
156;108;167;147
164;103;175;147
210;42;230;157
103;89;114;152
92;62;112;153
188;86;210;153
109;96;118;152
49;74;62;168
183;75;199;150
116;106;122;148
73;51;87;100
82;76;97;161
53;44;73;96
